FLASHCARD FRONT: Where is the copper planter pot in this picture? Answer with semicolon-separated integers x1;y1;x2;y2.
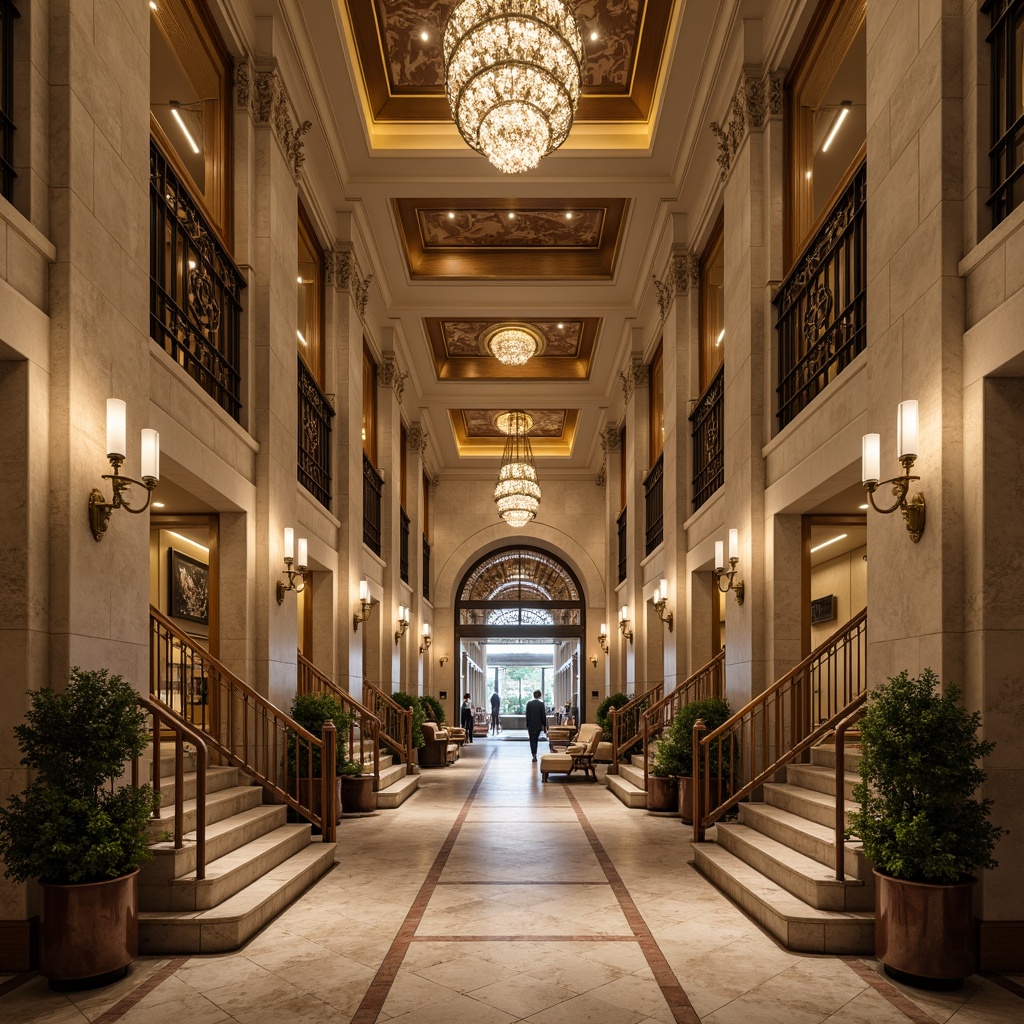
40;870;138;989
646;775;678;812
874;871;976;988
341;774;376;813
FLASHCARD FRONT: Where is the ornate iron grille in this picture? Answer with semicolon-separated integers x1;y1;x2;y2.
0;1;18;201
363;452;383;555
150;141;245;420
690;365;724;512
399;507;410;583
297;357;332;509
422;535;430;600
616;507;627;584
643;453;664;555
774;159;866;429
985;1;1024;223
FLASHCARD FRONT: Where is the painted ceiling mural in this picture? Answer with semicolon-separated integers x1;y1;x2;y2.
418;208;605;249
374;0;642;93
462;409;567;438
442;320;582;357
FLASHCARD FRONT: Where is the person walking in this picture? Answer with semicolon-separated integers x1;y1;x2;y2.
525;689;547;762
489;689;501;735
461;692;474;743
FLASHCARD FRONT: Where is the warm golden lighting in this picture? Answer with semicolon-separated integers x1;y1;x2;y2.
487;326;539;366
494;411;541;527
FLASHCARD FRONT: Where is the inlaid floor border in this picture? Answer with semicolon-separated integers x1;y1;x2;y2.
841;956;950;1024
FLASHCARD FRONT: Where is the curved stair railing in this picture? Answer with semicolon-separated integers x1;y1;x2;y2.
149;607;337;842
607;683;664;774
640;651;726;788
692;608;867;841
363;681;414;768
297;651;382;790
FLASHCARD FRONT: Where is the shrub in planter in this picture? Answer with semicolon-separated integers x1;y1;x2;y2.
0;667;157;987
339;759;375;813
288;692;352;824
848;668;1005;987
665;696;733;823
595;692;631;738
419;693;446;726
391;691;426;749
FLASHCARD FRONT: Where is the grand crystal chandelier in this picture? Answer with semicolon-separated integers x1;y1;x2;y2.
494;411;541;527
443;0;584;174
487;325;539;365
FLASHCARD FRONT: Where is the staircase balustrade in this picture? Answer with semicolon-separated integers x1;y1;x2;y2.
363;681;414;768
833;697;866;881
640;651;726;788
692;608;867;842
149;607;337;842
607;684;664;775
297;651;382;790
133;694;209;880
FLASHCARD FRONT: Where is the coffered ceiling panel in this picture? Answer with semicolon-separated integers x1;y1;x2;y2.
426;318;599;380
450;409;580;457
394;198;628;278
344;0;673;123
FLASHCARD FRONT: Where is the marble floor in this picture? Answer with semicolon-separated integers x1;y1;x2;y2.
1;738;1022;1024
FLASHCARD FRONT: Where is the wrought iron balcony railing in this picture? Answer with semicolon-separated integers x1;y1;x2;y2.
297;357;333;509
616;507;627;584
690;365;724;512
363;452;383;555
422;535;430;601
643;453;664;555
399;507;410;583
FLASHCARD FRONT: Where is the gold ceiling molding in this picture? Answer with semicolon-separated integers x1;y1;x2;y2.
343;0;673;125
449;408;580;457
394;198;628;279
425;318;599;380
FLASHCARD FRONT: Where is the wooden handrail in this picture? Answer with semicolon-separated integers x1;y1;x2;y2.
297;651;382;791
640;651;726;788
607;683;664;774
149;606;336;842
134;695;209;880
363;681;414;767
834;697;866;880
692;609;867;841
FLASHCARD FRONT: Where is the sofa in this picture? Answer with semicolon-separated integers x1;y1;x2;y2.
420;721;459;767
539;723;604;782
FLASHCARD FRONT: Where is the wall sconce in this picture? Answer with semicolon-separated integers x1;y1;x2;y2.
714;529;745;605
89;399;160;541
589;655;598;668
618;605;633;645
652;578;673;631
438;654;449;669
394;605;410;645
862;400;926;542
276;528;308;603
598;623;609;653
419;623;432;654
353;579;374;632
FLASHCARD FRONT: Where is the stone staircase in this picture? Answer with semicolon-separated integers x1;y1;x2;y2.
138;755;336;954
605;750;649;809
691;743;875;954
371;750;419;809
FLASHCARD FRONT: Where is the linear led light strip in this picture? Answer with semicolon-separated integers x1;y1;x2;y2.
821;102;851;153
810;532;847;554
169;101;201;155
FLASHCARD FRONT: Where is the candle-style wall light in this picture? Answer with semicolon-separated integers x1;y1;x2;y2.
862;400;926;542
714;529;745;605
276;527;307;603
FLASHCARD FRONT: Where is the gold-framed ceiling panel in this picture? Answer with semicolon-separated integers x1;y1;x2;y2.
449;409;580;457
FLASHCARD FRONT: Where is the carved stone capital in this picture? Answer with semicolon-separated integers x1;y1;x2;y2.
595;462;606;487
653;251;700;320
619;356;648;404
378;355;409;404
326;247;373;320
710;70;783;183
599;425;621;453
236;58;310;178
408;425;429;458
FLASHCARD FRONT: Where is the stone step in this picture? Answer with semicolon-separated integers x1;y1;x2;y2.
156;765;241;807
691;842;874;954
715;822;873;911
764;782;860;829
605;772;647;809
378;762;408;791
786;763;859;802
375;772;419;810
162;824;314;911
811;744;862;773
142;804;288;886
139;840;336;954
148;784;264;838
617;762;646;790
739;802;871;881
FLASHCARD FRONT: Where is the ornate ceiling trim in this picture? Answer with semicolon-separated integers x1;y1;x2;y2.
448;409;580;457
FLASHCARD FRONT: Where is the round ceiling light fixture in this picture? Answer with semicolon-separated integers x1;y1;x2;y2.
443;0;584;174
486;325;541;366
494;411;541;528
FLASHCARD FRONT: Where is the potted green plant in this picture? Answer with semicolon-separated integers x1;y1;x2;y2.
391;691;426;753
419;693;445;726
288;691;353;823
848;669;1004;988
647;732;684;812
666;696;733;823
0;668;157;988
338;758;375;814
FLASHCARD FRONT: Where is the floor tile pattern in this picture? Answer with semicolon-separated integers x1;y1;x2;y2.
1;736;1022;1023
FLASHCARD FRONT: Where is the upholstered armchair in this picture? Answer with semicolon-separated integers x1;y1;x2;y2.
420;721;459;767
539;723;604;782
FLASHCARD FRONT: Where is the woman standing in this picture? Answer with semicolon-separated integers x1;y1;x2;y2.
461;692;474;743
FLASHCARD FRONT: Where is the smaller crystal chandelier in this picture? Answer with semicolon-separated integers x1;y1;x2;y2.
494;411;541;528
443;0;584;174
486;324;540;366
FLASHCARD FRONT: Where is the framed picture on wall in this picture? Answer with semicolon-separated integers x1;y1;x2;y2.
169;548;209;625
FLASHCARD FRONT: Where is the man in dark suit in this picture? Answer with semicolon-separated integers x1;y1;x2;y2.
490;689;501;735
525;689;547;763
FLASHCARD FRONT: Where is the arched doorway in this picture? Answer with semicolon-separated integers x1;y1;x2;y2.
455;546;587;728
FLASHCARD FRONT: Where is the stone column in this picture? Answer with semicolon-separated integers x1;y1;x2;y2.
407;423;430;695
600;422;622;693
